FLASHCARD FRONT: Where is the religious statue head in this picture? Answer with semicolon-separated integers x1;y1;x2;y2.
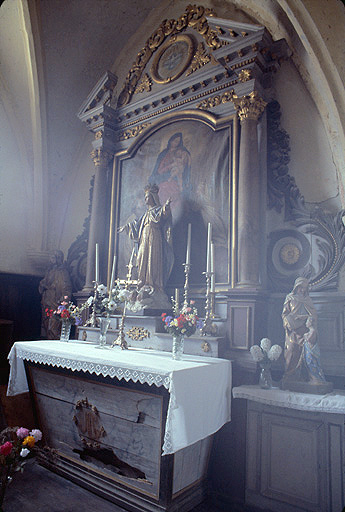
50;250;64;267
167;132;183;150
144;184;160;207
292;277;309;297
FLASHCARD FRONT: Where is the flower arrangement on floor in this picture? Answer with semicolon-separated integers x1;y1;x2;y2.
0;427;43;508
161;299;203;338
250;338;282;388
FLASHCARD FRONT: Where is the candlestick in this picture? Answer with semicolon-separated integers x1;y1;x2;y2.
206;223;212;273
186;223;192;265
210;242;215;293
175;288;180;309
109;254;116;299
95;243;99;283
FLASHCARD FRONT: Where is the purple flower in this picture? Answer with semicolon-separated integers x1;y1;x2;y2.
16;427;30;439
196;319;203;329
75;317;82;326
164;316;173;325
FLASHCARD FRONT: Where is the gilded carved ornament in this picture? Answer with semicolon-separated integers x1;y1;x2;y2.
117;4;221;108
134;73;153;94
197;89;235;110
90;148;113;167
118;122;152;141
126;326;151;341
233;91;267;121
238;68;252;83
185;42;215;76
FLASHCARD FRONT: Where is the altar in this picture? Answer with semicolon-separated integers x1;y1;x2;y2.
7;340;231;512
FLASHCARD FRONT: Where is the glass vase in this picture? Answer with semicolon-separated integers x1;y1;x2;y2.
98;317;111;348
60;319;72;341
172;335;184;360
259;366;273;389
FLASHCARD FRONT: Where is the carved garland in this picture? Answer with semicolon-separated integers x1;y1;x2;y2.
117;4;221;108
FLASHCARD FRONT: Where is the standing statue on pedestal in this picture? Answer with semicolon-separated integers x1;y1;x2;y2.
281;277;332;393
118;184;174;310
39;250;72;339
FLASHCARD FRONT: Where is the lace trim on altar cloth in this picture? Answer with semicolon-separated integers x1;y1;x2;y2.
15;348;171;390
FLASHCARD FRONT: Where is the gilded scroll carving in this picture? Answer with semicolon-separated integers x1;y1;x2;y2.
118;122;152;141
197;90;235;110
117;5;221;108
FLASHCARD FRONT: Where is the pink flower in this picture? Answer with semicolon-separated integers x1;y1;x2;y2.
0;441;13;456
16;427;30;439
30;429;42;441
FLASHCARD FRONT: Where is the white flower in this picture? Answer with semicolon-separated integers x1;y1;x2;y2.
107;300;117;312
260;338;271;353
250;345;264;362
268;344;282;361
97;284;107;296
20;448;30;458
30;429;42;441
118;289;131;301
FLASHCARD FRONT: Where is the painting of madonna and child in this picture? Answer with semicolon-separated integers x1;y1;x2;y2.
116;120;231;308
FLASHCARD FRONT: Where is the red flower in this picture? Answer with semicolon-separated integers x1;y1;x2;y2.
60;309;70;319
161;313;166;319
0;441;13;456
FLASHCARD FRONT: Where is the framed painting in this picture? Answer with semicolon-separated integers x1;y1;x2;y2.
108;114;237;292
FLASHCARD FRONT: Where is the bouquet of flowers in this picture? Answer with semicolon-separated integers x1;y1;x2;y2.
88;282;121;317
0;427;43;507
45;296;85;326
250;338;282;369
161;300;203;338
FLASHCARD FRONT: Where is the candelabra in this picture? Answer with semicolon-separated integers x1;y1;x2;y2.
111;250;136;350
85;280;98;328
201;271;217;336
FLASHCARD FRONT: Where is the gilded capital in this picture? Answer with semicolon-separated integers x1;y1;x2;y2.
233;91;267;122
90;148;113;167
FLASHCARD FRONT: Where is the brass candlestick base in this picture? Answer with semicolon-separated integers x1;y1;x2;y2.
111;308;128;350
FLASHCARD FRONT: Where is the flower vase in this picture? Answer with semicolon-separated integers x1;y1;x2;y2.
98;317;111;348
60;319;72;341
259;366;273;389
172;335;184;360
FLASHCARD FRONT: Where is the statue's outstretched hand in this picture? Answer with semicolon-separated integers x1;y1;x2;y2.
118;225;126;233
165;197;172;206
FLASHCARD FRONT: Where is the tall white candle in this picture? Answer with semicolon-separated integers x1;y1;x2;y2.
109;254;116;298
210;242;215;293
186;223;192;265
95;243;99;283
206;223;212;273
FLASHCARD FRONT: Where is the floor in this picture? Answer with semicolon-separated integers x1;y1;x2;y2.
2;462;232;512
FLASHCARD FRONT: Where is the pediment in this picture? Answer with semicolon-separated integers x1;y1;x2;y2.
78;71;117;122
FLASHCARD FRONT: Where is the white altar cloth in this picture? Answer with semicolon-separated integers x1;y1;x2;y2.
233;385;345;414
7;340;232;455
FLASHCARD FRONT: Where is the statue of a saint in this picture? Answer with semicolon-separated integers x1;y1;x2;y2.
39;250;72;339
281;277;332;392
118;184;174;309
